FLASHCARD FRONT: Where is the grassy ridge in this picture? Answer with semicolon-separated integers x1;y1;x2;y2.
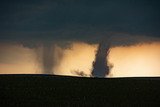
0;74;160;106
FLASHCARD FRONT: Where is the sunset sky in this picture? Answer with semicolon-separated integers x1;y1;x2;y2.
0;0;160;77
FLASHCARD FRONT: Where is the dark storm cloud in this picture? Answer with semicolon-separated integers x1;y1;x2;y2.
0;0;160;76
0;0;160;44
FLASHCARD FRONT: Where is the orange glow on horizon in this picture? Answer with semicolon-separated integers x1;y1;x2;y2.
54;42;98;76
0;42;160;77
108;42;160;77
0;44;39;74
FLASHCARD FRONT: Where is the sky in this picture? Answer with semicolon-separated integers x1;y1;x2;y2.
0;0;160;77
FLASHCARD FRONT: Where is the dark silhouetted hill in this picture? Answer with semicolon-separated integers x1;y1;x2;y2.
0;74;160;106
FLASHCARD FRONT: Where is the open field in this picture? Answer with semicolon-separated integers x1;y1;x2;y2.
0;74;160;106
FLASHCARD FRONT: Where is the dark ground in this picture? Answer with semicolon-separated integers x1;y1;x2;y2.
0;74;160;106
